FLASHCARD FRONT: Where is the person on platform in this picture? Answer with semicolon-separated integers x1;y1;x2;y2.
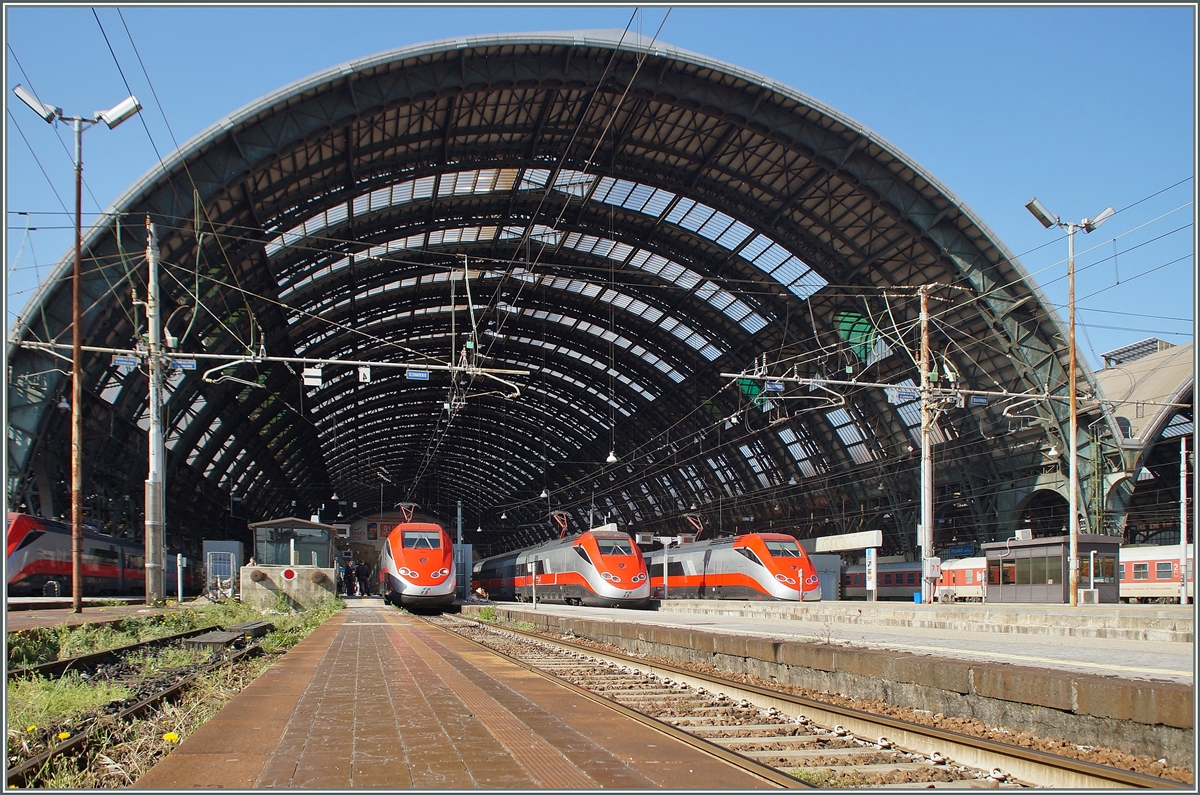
343;560;357;597
355;559;371;597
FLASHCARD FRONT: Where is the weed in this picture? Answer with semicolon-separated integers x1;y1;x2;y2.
477;606;498;622
6;673;130;741
789;767;852;788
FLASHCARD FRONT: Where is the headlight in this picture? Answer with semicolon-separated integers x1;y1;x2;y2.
775;573;796;585
398;567;413;577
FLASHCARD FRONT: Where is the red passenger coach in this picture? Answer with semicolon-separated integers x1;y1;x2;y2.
1119;544;1194;603
934;557;987;602
379;522;456;609
647;533;821;601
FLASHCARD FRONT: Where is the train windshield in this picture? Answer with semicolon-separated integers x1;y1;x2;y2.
402;530;442;549
764;539;803;558
596;538;633;556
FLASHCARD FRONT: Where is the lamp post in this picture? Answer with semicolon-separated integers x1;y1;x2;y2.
1025;197;1114;607
13;85;142;613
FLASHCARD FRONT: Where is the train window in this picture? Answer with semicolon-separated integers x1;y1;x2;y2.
15;530;44;551
906;572;916;585
662;561;687;578
1118;563;1125;580
402;531;442;549
596;538;632;556
574;547;594;566
883;573;892;585
964;570;973;584
736;547;766;567
1132;563;1149;580
764;539;802;558
92;548;119;564
1156;562;1173;579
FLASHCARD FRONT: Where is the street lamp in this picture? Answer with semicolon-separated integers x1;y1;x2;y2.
13;84;142;613
1025;196;1114;607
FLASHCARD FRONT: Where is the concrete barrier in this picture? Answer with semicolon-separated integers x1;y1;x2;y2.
463;604;1194;766
239;566;336;610
653;600;1194;643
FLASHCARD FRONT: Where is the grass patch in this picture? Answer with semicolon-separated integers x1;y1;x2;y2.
6;673;131;736
7;597;344;788
476;606;498;622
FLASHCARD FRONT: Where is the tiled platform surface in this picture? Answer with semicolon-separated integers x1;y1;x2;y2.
133;599;774;789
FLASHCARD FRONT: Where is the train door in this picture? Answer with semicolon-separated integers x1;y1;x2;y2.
701;550;712;597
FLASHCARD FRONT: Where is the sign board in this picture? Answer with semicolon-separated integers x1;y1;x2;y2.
302;367;322;387
897;389;919;401
812;529;884;553
358;366;371;383
635;533;654;545
970;395;988;406
406;369;430;381
943;543;975;558
170;359;197;370
865;547;876;591
112;355;138;367
764;381;784;392
924;556;942;579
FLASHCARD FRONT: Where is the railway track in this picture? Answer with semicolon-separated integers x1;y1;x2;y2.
427;614;1186;790
7;626;221;681
5;631;261;787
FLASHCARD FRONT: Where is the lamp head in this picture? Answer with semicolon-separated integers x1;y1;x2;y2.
13;84;58;123
1083;206;1115;233
539;489;548;499
606;450;618;463
1025;197;1059;229
95;95;141;129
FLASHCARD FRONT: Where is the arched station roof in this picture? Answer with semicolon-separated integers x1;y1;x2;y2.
7;30;1095;556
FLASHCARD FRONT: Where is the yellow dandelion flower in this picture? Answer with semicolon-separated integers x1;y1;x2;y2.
57;732;71;740
25;725;36;732
162;732;180;743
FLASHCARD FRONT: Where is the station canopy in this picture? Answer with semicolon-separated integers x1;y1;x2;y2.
7;31;1104;557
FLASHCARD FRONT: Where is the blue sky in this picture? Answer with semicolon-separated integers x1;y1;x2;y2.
4;4;1195;371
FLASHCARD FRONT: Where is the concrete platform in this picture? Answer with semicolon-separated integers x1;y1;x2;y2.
4;601;190;633
132;599;778;789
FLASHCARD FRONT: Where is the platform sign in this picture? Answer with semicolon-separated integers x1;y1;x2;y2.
970;395;988;406
764;381;784;392
170;359;196;370
944;543;975;558
865;547;876;592
405;369;429;381
112;355;138;367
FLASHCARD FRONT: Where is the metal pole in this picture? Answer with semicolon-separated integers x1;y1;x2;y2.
70;117;84;613
177;553;184;604
664;542;670;600
1068;225;1079;607
144;219;165;605
1182;435;1190;605
457;499;463;545
919;287;933;604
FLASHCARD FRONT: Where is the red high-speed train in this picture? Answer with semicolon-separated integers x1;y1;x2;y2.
6;512;202;597
472;527;651;607
378;521;457;609
646;533;822;601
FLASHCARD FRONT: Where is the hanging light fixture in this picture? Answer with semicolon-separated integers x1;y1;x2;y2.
500;511;507;520
606;450;618;463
